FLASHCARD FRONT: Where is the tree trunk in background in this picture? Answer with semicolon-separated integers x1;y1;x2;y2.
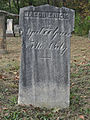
9;0;11;12
17;0;19;14
47;0;49;4
53;0;59;6
29;0;33;5
53;0;56;6
63;0;66;6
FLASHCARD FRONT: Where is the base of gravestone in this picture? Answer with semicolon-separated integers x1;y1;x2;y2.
6;31;14;37
6;33;14;37
18;83;70;108
14;33;20;37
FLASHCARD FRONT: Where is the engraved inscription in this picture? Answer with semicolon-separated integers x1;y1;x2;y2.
28;41;66;51
26;29;68;56
24;11;69;19
26;27;53;39
26;27;70;56
26;27;71;41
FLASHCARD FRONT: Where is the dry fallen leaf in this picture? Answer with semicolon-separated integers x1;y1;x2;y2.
79;115;84;120
5;113;9;116
72;83;75;86
15;75;19;80
56;117;60;120
52;108;60;113
3;107;8;110
13;72;17;75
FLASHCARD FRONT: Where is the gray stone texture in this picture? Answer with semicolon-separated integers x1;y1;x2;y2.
6;19;14;37
18;4;75;108
14;24;20;36
0;14;7;53
88;30;90;39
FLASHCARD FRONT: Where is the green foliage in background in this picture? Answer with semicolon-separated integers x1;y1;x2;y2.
75;14;90;36
0;0;90;36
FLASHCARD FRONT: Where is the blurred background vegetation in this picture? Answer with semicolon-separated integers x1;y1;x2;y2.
0;0;90;36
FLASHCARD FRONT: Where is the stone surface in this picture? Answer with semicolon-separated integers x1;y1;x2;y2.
6;19;13;36
14;24;20;36
88;30;90;39
0;14;7;53
18;4;75;108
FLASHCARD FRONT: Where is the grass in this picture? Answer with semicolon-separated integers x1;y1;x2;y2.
0;35;90;120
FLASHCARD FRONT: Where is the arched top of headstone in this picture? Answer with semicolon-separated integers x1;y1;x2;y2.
20;4;75;32
20;4;74;12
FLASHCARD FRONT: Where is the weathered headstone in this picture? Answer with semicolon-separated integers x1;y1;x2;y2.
88;30;90;39
14;24;20;36
18;4;75;108
0;13;7;53
6;19;14;36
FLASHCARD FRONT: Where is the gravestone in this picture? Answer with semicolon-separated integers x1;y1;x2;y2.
14;25;20;36
0;14;7;53
88;30;90;39
6;19;14;36
18;4;75;108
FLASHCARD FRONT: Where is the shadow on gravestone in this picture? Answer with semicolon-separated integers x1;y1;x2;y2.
18;4;75;108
